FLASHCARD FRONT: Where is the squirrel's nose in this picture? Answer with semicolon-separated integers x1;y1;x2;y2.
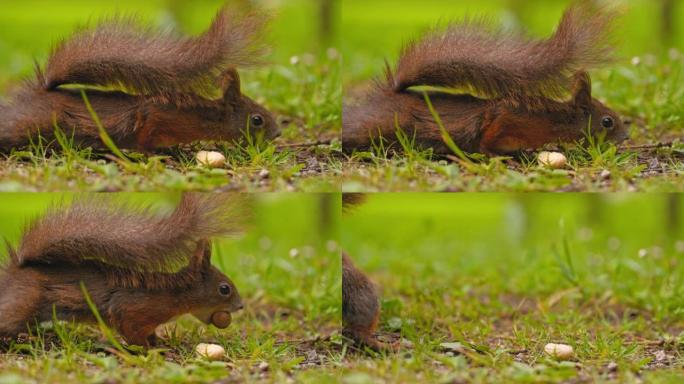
269;125;282;139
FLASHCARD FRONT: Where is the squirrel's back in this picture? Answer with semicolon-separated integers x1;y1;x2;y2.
44;6;267;106
388;1;615;106
7;193;248;290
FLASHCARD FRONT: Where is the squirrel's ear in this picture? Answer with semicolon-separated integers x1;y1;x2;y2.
572;71;593;109
221;68;242;105
192;239;212;271
201;241;212;270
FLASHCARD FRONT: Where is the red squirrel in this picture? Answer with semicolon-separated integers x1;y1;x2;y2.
0;194;246;347
0;5;279;152
343;2;628;156
341;194;396;351
342;252;385;351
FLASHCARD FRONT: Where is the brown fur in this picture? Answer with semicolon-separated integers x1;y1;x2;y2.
45;8;267;102
342;252;384;351
343;1;628;155
391;2;615;103
341;195;397;352
341;193;367;213
0;5;279;152
0;195;246;346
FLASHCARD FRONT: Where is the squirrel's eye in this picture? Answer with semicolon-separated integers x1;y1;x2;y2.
601;116;614;129
250;114;264;127
218;283;231;296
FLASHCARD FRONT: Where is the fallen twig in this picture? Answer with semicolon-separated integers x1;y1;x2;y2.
276;140;333;149
618;142;677;151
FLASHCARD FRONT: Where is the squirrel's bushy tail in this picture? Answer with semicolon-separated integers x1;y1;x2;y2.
342;193;367;213
389;1;616;104
43;5;268;104
14;193;249;282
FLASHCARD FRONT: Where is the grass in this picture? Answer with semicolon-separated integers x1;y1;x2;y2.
0;193;342;383
0;0;342;192
1;194;683;382
340;194;684;382
341;0;684;192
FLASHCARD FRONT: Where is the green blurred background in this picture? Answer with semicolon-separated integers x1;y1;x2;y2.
0;193;341;332
343;194;684;320
343;0;684;82
0;0;340;92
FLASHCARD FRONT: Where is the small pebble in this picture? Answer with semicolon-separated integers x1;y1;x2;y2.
258;169;270;179
196;151;226;168
305;350;318;361
538;151;567;169
544;343;574;360
195;343;225;361
654;350;672;362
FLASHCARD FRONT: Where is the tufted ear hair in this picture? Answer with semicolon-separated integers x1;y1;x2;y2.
202;241;213;271
221;68;242;106
572;71;593;110
190;239;212;271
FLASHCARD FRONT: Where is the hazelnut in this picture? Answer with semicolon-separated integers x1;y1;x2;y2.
211;311;232;329
538;151;568;169
195;343;226;361
544;343;574;360
196;151;226;168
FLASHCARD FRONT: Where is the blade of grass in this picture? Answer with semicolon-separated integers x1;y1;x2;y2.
422;91;473;165
79;281;135;362
80;90;130;164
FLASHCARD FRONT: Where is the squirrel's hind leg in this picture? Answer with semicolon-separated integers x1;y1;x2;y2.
479;117;528;156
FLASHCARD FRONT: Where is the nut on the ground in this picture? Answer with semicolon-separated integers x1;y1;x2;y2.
196;151;226;168
195;343;226;361
544;343;574;360
538;151;568;169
